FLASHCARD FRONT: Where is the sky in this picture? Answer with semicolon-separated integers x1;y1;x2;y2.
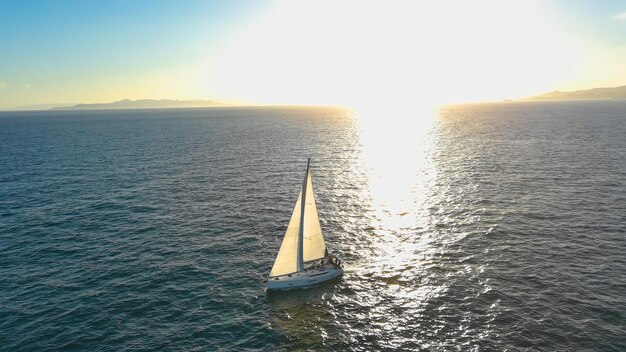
1;0;626;110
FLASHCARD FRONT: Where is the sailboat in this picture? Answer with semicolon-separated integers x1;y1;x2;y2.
265;158;343;290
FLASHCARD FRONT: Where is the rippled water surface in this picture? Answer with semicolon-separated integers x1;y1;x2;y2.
1;102;625;351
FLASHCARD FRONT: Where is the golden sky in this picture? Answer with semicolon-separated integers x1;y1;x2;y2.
1;0;626;109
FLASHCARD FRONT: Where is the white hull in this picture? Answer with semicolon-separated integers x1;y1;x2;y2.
266;267;343;290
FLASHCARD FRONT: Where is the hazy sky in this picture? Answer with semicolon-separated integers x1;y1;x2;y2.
1;0;625;109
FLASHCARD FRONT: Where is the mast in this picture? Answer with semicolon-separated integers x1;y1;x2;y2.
296;157;310;272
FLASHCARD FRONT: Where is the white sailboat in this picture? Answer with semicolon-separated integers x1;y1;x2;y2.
265;158;343;290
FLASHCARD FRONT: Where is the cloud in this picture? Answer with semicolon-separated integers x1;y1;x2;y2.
0;82;7;89
22;83;31;89
614;12;626;20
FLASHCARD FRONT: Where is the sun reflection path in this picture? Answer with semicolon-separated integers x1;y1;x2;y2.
355;104;437;235
350;104;444;305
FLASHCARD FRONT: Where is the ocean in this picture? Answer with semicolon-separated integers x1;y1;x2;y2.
1;102;624;351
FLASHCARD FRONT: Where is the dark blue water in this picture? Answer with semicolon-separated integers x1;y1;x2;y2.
1;102;624;351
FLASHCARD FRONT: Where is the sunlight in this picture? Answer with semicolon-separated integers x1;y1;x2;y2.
204;0;576;108
356;104;437;234
349;104;444;310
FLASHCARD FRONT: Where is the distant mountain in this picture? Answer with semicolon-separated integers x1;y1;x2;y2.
51;99;227;110
9;103;77;111
530;85;626;100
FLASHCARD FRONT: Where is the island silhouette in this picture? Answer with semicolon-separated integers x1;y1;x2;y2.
530;85;626;100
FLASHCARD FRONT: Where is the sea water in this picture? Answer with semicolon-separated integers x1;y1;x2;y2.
1;102;624;351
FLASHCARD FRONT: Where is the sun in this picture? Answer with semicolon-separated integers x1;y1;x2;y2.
197;0;575;110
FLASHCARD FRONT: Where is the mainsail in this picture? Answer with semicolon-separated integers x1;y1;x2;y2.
269;161;326;277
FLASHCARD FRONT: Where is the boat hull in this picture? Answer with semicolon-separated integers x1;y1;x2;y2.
266;267;343;290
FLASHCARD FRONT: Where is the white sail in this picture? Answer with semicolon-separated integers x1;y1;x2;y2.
302;169;326;262
269;189;303;276
269;166;326;277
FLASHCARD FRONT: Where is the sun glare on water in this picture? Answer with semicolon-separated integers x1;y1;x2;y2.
355;102;437;237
